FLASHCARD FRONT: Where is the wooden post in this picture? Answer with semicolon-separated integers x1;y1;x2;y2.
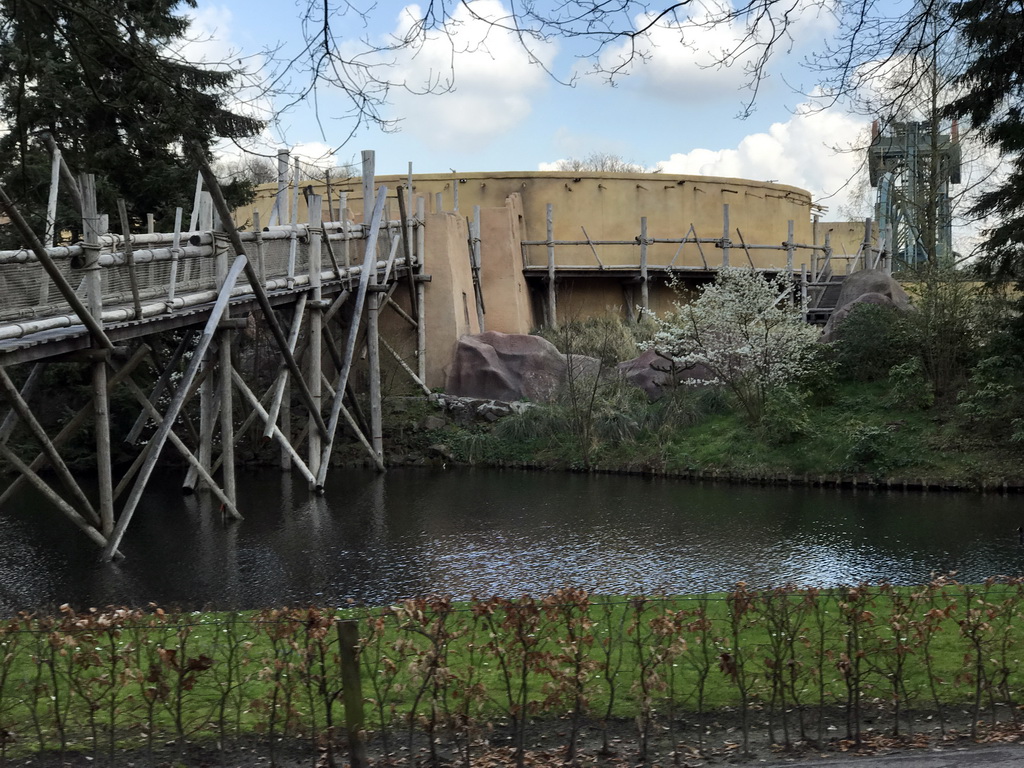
862;217;874;270
786;220;795;273
337;620;368;768
101;255;249;561
40;133;83;215
800;263;809;320
116;199;144;320
721;204;731;268
215;232;236;510
188;171;204;232
81;174;115;537
639;216;649;312
280;377;292;471
168;207;183;303
340;192;351;269
271;148;289;227
361;153;384;465
396;185;419;321
368;284;383;464
316;186;389;489
470;205;485;331
193;149;328;440
416;196;427;384
263;294;308;439
546;203;557;328
253;210;266;284
44;142;61;250
308;194;324;481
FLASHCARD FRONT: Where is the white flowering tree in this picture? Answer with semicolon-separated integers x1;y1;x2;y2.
647;268;820;421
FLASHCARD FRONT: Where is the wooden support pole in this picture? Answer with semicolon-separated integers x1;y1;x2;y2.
192;350;218;493
262;294;307;439
192;149;328;440
215;232;236;510
786;220;795;273
367;266;384;464
308;193;324;481
117;374;242;520
41;132;83;215
469;205;485;331
337;620;368;768
168;207;183;303
316;186;389;489
126;331;195;445
396;185;419;320
0;363;44;443
0;442;113;551
416;196;426;384
81;174;115;537
381;337;430;395
44;142;61;253
639;216;649;312
0;347;148;512
546;203;557;328
721;204;731;268
863;217;874;270
231;369;317;487
116;198;144;321
0;367;100;526
101;254;249;561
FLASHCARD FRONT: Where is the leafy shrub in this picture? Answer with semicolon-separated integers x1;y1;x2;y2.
536;315;656;366
831;303;914;382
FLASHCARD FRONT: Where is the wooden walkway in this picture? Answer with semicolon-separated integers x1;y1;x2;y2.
0;152;426;558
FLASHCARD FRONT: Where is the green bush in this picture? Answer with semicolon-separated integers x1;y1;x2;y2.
831;303;914;382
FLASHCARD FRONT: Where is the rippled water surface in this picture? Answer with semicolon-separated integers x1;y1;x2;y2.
2;467;1024;612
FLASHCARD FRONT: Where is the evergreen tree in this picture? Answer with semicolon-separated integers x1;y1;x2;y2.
945;0;1024;281
0;0;263;242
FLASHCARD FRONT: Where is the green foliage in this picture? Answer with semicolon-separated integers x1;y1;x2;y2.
758;387;815;445
3;581;1024;762
536;315;656;366
885;357;935;410
0;0;263;243
946;0;1024;283
832;303;915;382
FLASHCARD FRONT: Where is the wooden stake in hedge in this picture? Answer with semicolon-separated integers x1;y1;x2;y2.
337;620;368;768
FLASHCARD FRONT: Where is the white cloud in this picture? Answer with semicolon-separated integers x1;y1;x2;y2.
596;0;837;104
370;0;558;151
657;101;869;214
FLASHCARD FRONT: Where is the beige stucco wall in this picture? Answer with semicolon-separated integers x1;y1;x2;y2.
478;194;533;335
240;170;814;272
421;211;481;388
234;171;821;386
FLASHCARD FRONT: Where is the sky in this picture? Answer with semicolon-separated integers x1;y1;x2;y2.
184;0;882;220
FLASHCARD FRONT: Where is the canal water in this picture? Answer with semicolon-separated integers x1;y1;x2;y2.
1;467;1023;613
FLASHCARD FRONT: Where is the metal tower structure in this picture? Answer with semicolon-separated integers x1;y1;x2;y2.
868;119;961;266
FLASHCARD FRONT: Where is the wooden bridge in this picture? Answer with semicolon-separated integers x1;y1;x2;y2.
0;151;426;560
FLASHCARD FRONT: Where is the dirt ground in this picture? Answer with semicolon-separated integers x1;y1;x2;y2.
5;706;1023;768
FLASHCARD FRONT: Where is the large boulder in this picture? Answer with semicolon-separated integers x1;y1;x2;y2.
445;331;600;402
618;348;717;400
821;269;912;341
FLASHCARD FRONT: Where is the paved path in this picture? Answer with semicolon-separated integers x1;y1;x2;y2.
760;743;1024;767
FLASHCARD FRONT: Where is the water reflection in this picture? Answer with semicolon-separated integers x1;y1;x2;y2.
0;467;1022;613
